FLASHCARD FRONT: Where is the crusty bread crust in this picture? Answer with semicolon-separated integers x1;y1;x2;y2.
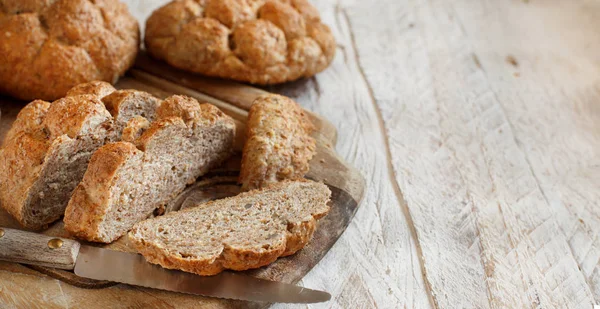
239;94;316;191
145;0;335;85
67;81;118;99
121;116;151;143
129;180;331;276
0;102;51;227
64;96;236;243
1;100;51;148
0;0;139;101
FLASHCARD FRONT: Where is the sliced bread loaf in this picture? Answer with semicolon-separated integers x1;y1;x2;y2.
0;81;164;229
239;94;316;191
64;96;236;243
129;180;331;276
0;94;113;229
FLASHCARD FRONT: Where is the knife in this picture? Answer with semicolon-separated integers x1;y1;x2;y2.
0;227;330;304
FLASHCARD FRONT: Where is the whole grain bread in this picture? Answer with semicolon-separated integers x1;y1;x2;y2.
0;94;112;229
129;179;331;276
64;95;236;243
239;94;316;191
0;0;139;101
0;81;164;229
145;0;335;85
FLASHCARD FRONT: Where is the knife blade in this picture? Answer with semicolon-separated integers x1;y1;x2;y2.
0;227;330;304
75;245;330;303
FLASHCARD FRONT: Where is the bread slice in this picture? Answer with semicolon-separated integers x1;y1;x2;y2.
129;180;331;276
239;94;316;191
64;95;236;243
0;81;164;229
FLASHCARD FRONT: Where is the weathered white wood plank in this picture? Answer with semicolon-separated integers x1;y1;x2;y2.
450;0;600;302
342;0;597;307
267;1;432;308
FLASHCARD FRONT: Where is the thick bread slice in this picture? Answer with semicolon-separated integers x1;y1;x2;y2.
129;180;331;276
64;142;143;241
0;94;113;229
239;94;316;191
64;96;236;243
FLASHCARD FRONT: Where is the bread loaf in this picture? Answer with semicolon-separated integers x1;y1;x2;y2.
129;180;331;276
0;0;139;101
145;0;335;85
0;82;165;229
239;94;316;190
64;96;236;243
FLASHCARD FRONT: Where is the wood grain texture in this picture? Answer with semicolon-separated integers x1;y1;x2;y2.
449;2;600;303
266;2;432;308
0;228;80;270
342;0;600;307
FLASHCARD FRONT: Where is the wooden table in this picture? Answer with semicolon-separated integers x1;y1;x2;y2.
259;0;599;307
4;0;600;308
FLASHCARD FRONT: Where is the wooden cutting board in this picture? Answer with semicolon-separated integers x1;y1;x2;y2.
0;54;365;309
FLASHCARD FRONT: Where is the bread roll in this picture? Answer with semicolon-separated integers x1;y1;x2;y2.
145;0;335;85
0;0;139;100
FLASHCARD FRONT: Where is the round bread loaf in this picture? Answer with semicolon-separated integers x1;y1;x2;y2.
145;0;335;85
0;0;140;101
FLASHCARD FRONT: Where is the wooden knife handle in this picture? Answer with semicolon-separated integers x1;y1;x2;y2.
0;227;80;270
